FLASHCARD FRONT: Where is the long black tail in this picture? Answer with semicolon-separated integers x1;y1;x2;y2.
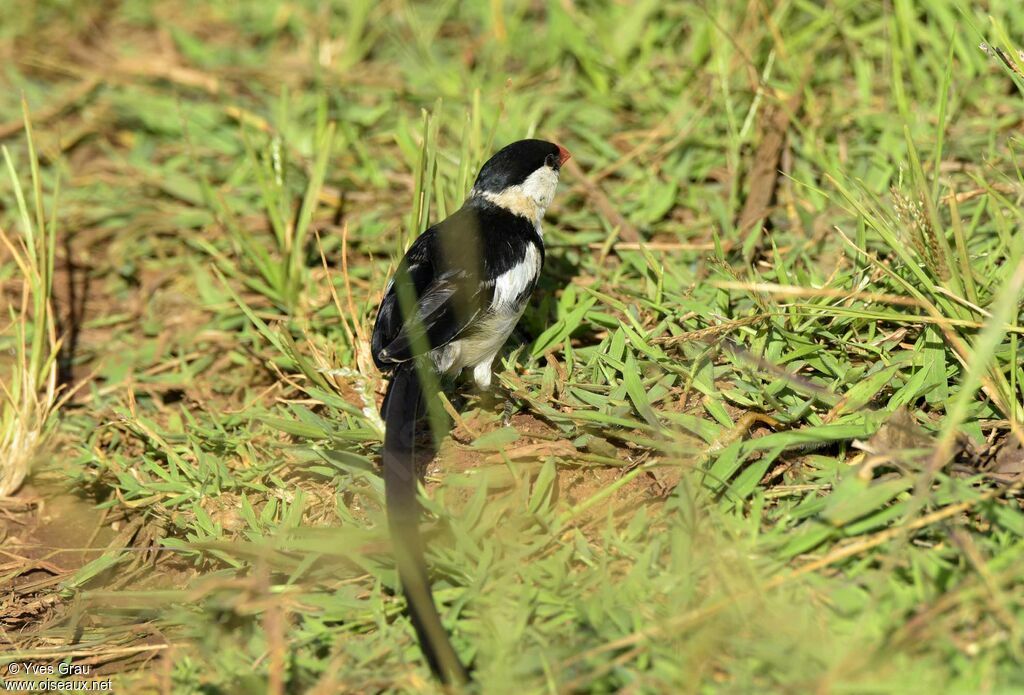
381;361;469;685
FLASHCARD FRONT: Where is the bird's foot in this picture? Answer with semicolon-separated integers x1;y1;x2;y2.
467;385;517;426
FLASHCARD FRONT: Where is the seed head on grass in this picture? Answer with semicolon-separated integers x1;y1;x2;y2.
891;185;949;281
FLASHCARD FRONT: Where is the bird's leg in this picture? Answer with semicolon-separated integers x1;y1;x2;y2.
471;357;523;425
491;380;521;425
466;383;517;426
500;391;517;426
467;359;505;423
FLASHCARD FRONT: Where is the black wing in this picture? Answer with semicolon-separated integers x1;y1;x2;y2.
371;206;494;370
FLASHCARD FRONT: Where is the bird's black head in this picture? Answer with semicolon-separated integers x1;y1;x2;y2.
471;138;571;195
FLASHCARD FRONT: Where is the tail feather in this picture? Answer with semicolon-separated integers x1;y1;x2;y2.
382;361;469;685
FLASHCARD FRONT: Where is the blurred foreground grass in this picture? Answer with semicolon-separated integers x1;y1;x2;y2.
2;1;1024;692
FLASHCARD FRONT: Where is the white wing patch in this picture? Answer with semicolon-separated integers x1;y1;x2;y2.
493;243;541;311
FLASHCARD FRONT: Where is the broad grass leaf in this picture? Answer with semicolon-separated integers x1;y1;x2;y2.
821;475;912;527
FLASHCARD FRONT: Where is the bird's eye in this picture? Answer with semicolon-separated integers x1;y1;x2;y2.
545;153;557;169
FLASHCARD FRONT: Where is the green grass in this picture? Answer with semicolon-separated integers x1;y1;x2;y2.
2;0;1024;692
0;101;60;498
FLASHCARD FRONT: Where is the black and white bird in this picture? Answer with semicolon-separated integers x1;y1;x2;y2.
371;139;570;684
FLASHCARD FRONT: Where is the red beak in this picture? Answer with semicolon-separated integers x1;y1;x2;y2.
557;144;572;166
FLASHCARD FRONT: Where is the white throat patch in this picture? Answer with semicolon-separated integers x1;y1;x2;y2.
475;166;560;228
